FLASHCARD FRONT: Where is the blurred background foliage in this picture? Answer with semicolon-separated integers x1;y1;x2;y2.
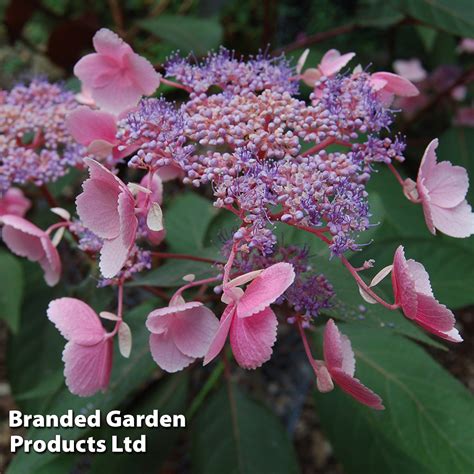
1;1;474;473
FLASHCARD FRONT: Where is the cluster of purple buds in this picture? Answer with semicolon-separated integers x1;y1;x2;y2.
123;48;406;256
0;79;87;194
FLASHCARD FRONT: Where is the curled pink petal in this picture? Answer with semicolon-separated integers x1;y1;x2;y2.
392;246;462;342
370;72;419;97
319;49;355;77
323;318;344;370
66;107;118;157
329;369;384;410
229;307;277;369
236;262;295;318
203;304;235;366
76;159;137;278
1;215;61;286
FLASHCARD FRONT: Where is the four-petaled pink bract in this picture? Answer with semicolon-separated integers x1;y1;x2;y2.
392;246;462;343
301;49;355;86
47;298;113;396
1;215;60;286
74;28;160;115
204;262;296;369
147;300;219;372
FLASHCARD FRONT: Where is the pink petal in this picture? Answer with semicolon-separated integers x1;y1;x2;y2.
418;179;436;235
146;301;203;334
74;53;117;91
92;28;131;59
236;262;295;318
430;200;474;238
66;107;117;147
315;363;334;392
171;305;219;358
323;319;343;370
203;304;235;365
126;52;161;96
415;324;463;343
301;68;322;87
423;161;469;208
406;259;433;297
1;215;45;261
229;307;277;369
418;139;439;182
39;236;61;287
414;294;455;333
340;334;356;377
0;188;31;217
94;76;144;115
371;72;419;97
149;332;194;373
76;159;124;239
392;246;418;318
98;187;138;278
320;50;355;77
63;339;113;397
392;59;427;82
329;368;384;410
47;298;105;345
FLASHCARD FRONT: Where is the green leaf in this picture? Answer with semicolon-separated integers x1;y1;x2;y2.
89;375;188;474
416;25;438;51
394;0;474;37
356;0;404;27
165;192;219;253
192;385;301;474
138;15;223;56
315;326;474;474
0;251;23;332
7;302;158;474
7;262;64;413
128;258;219;287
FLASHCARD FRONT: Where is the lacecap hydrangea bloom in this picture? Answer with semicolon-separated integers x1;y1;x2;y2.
2;29;471;409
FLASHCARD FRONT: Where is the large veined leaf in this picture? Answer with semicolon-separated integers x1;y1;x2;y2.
7;302;159;474
192;385;301;474
0;250;23;332
165;192;219;253
314;326;474;474
394;0;474;37
88;375;188;474
138;15;223;56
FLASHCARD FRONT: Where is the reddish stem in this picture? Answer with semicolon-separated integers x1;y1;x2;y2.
159;77;192;93
340;256;399;310
387;163;405;187
296;318;320;378
300;137;336;157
